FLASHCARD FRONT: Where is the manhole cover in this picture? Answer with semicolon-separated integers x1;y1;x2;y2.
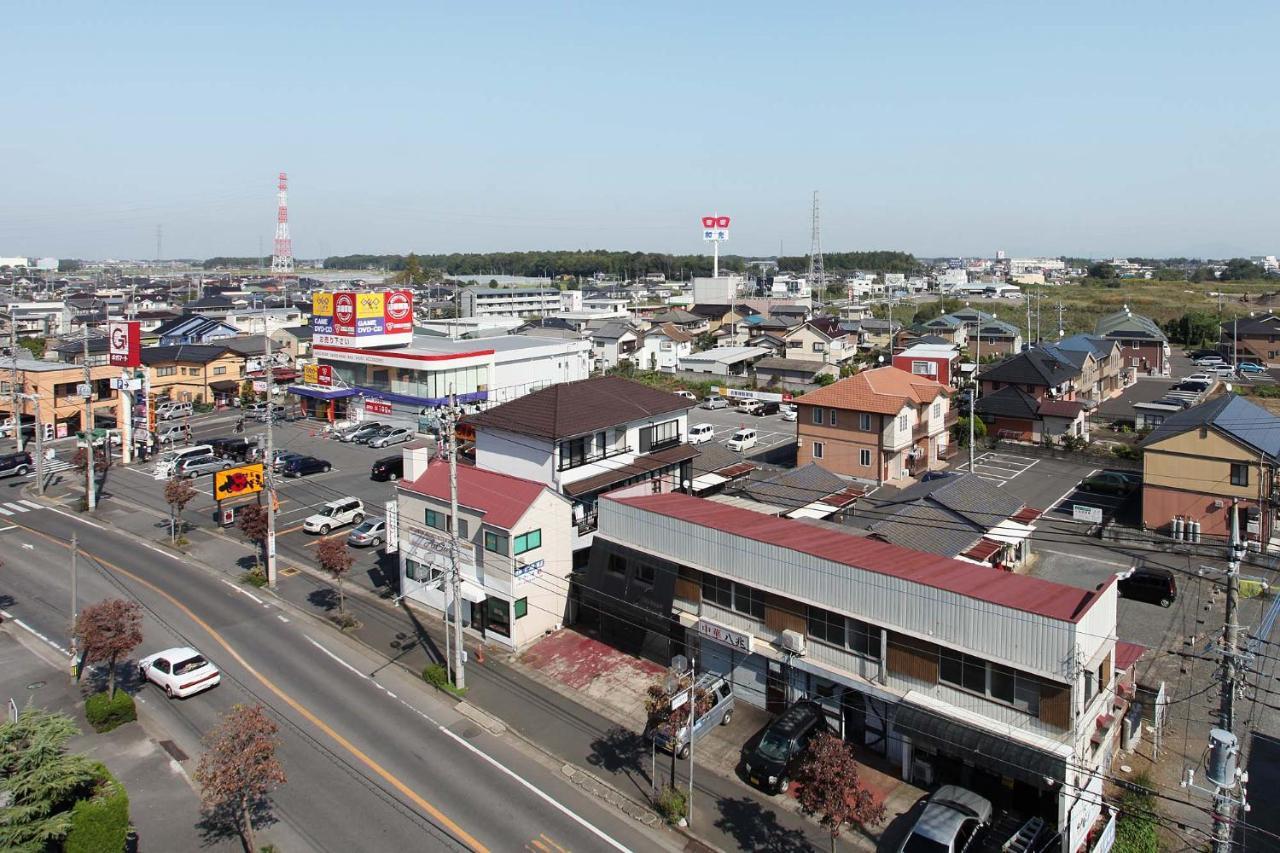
159;740;188;761
25;681;45;690
280;567;299;577
461;725;482;740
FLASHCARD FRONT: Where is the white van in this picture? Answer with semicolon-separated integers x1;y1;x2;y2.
156;422;191;444
726;428;757;452
156;444;213;477
157;401;193;420
688;423;715;445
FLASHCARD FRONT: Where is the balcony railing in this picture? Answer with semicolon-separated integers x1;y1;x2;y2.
574;506;599;535
939;442;959;460
557;444;632;472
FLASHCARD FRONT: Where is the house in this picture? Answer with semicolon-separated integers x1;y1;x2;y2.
634;323;694;372
688;304;749;333
780;320;856;366
646;309;708;334
1139;394;1280;544
855;318;900;351
865;473;1041;570
1218;314;1280;367
588;491;1127;853
919;314;968;348
272;325;314;360
714;462;864;519
893;343;961;387
52;335;112;367
978;348;1081;402
967;316;1022;358
974;386;1089;444
1051;336;1125;400
185;295;237;319
794;365;954;484
0;302;70;340
465;375;699;557
677;346;771;377
688;442;758;496
586;321;641;370
395;448;573;650
140;345;246;406
154;314;240;346
752;357;839;386
1095;308;1169;376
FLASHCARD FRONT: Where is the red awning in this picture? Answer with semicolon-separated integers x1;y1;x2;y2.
961;537;1003;562
1013;506;1044;523
1114;640;1147;672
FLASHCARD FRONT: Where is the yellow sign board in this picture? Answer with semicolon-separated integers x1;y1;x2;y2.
303;363;319;385
214;463;265;500
312;292;334;318
356;292;385;319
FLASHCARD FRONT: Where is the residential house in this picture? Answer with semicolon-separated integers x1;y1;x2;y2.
978;348;1081;402
140;345;245;405
1139;394;1279;544
1051;336;1125;400
974;386;1088;444
780;319;857;367
587;491;1129;853
184;295;238;319
677;346;771;377
395;449;573;650
272;325;314;361
856;318;901;352
919;314;969;348
688;442;758;496
586;321;641;370
967;317;1022;359
794;365;954;484
0;302;70;340
226;306;306;336
893;343;962;387
752;357;839;386
634;323;694;372
1218;314;1280;367
1095;308;1169;376
466;376;699;558
154;314;240;346
646;309;708;335
52;335;111;367
688;304;749;334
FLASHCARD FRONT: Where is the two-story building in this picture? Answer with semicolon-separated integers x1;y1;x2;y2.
154;314;240;346
1;357;125;438
586;321;642;370
634;323;694;372
979;349;1080;402
893;343;962;387
1219;314;1280;367
587;491;1128;853
140;345;246;406
395;448;574;649
1140;394;1279;544
1051;336;1125;401
795;366;954;485
1095;308;1169;376
466;376;699;562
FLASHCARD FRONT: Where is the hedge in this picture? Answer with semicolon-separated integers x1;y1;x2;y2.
85;691;137;733
65;762;130;853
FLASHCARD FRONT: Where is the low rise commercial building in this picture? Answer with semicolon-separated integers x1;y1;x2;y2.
459;287;568;319
677;346;771;376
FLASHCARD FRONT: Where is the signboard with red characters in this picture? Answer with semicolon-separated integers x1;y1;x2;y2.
701;215;730;242
311;290;415;348
214;463;265;500
108;321;141;367
364;399;393;416
332;292;357;337
384;289;414;334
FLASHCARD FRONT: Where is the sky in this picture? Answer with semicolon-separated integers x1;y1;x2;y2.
4;1;1278;261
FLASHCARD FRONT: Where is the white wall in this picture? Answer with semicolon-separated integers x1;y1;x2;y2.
491;340;591;402
475;428;555;484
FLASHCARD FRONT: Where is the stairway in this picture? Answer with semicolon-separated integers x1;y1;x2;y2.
1002;816;1045;853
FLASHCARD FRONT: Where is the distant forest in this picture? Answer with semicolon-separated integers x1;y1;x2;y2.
776;251;921;274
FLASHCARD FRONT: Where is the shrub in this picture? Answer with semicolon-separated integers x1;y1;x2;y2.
422;663;466;697
655;784;687;824
1113;773;1159;853
65;763;130;853
1111;444;1140;461
84;691;137;733
240;569;268;588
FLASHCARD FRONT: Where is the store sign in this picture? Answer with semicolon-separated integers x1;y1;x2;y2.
695;618;752;653
214;463;265;500
1072;505;1103;524
385;289;414;334
701;215;731;242
311;290;415;348
107;321;141;367
365;399;392;416
384;500;399;554
514;559;544;584
711;386;785;404
303;364;334;386
333;292;357;337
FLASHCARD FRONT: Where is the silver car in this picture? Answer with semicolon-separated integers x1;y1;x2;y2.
368;427;413;448
347;519;386;548
701;396;729;410
177;455;232;478
898;785;993;853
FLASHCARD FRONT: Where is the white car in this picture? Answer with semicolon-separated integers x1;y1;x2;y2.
138;646;221;699
726;428;758;452
368;427;414;448
780;405;797;422
1194;356;1225;367
674;390;698;401
303;497;366;534
688;423;716;445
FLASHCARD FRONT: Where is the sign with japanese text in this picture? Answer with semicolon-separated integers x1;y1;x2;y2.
701;215;730;242
311;290;415;348
695;618;752;653
514;559;544;585
333;292;357;337
214;463;265;500
108;321;141;367
365;399;392;416
385;290;414;334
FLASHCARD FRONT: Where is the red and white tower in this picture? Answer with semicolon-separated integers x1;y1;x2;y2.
270;171;294;276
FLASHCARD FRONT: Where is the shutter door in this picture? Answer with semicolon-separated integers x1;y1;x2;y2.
732;653;767;709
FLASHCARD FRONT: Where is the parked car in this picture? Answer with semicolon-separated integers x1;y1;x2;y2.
742;700;828;794
752;401;781;416
304;497;365;534
252;403;286;422
701;396;729;410
736;399;764;416
282;455;331;477
1173;380;1211;393
780;404;797;422
370;454;404;481
348;423;388;444
156;445;214;477
368;427;414;448
1238;361;1266;374
726;428;758;452
1194;356;1225;367
332;422;365;441
688;423;716;445
176;455;232;478
1213;365;1238;379
347;519;386;548
156;422;190;444
1079;471;1138;496
156;401;193;420
0;451;33;479
1188;348;1221;360
922;470;956;482
208;436;258;460
896;785;993;853
138;646;220;699
674;390;698;401
339;422;383;443
647;674;734;759
1118;566;1178;607
1185;372;1215;383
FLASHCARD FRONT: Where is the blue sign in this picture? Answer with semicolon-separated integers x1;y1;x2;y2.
514;559;544;584
355;317;385;335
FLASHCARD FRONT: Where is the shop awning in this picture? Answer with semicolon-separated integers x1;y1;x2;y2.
287;385;357;400
208;380;241;392
893;703;1066;787
458;580;487;603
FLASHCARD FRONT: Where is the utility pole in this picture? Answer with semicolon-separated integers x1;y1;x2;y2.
31;395;44;496
687;655;697;828
264;311;278;588
83;328;95;511
1211;501;1244;853
70;533;78;680
446;389;465;690
10;308;22;454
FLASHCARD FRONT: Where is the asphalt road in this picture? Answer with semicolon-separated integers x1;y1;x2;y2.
0;502;671;853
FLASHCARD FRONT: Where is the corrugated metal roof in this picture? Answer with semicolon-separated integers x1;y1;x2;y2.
611;492;1099;623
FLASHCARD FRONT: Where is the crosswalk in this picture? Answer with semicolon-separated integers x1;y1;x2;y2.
31;458;75;476
0;499;46;516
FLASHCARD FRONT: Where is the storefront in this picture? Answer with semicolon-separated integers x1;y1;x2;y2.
287;385;356;422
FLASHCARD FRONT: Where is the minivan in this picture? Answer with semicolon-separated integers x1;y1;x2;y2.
370;455;404;481
156;422;190;444
1118;566;1178;607
648;673;735;759
736;399;764;416
157;401;193;420
726;428;757;452
701;396;729;410
0;451;33;479
156;445;214;476
687;424;715;445
743;700;828;793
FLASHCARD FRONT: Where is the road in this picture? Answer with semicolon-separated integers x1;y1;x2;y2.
0;500;671;853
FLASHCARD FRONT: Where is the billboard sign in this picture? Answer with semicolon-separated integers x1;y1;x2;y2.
214;463;265;500
311;290;415;348
302;364;333;386
701;215;730;242
365;399;393;416
333;292;357;337
108;321;141;367
385;290;414;334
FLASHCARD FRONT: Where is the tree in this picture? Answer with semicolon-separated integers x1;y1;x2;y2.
1086;262;1117;280
793;731;886;853
73;599;143;698
1219;257;1265;281
397;253;423;286
237;504;269;572
16;337;44;358
71;447;111;477
238;380;257;407
954;415;986;446
194;704;286;853
163;476;197;543
316;537;354;620
0;707;97;850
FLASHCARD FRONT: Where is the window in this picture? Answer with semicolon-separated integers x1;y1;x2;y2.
990;664;1017;703
812;342;825;352
1231;463;1249;487
514;598;528;619
635;563;656;586
859;448;872;467
858;413;871;431
939;651;987;694
513;529;542;555
812;441;824;459
484;530;509;555
807;606;845;646
932;401;941;418
212;366;226;376
828;409;837;426
457;519;469;539
606;553;626;576
812;408;823;425
486;598;511;638
426;509;447;531
559;436;587;468
640;419;679;452
732;583;764;619
701;574;733;608
157;366;177;377
898;413;908;431
405;558;442;584
848;619;881;658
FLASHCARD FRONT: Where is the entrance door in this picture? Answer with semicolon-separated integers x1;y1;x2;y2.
766;661;787;714
469;600;485;632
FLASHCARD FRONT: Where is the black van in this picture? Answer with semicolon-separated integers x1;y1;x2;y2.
1118;567;1178;607
370;455;404;482
742;700;828;794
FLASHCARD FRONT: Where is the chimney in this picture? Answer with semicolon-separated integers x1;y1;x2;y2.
402;441;434;482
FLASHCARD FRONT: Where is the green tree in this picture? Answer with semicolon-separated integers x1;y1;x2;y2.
1113;774;1159;853
1161;311;1220;347
1219;257;1265;281
16;338;44;358
954;415;986;446
1086;261;1117;280
238;380;257;407
398;253;423;286
0;707;98;851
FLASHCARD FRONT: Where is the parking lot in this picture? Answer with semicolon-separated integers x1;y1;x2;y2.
951;451;1038;486
1047;468;1140;525
687;402;797;461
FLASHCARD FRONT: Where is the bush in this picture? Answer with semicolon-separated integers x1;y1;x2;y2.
240;569;268;588
65;762;130;853
84;690;137;733
1113;774;1159;853
422;663;466;697
655;784;687;824
1111;444;1140;461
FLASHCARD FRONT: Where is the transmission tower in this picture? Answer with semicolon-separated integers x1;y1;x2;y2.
270;171;295;276
807;190;825;296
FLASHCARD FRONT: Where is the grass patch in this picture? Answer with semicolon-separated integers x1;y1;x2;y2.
422;663;467;698
84;691;137;733
240;569;268;588
329;612;360;631
654;784;688;824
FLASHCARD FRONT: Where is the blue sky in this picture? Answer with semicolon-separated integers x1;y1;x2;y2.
4;1;1277;260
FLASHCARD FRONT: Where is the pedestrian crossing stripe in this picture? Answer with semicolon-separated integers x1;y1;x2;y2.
2;503;29;513
18;500;41;510
0;506;12;516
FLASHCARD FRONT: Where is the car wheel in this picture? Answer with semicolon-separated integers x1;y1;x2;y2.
165;684;175;699
388;472;398;481
353;513;364;525
678;743;691;760
720;710;732;726
15;465;28;476
371;537;381;547
323;464;331;473
1160;597;1171;608
320;524;331;535
139;665;148;683
776;777;789;794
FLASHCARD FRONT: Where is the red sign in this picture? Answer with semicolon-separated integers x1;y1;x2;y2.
317;365;332;386
365;399;392;416
108;321;141;367
333;292;356;337
701;215;730;229
384;289;414;334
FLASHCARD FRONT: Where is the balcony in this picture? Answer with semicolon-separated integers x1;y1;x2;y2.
557;444;633;472
939;442;959;460
574;506;599;535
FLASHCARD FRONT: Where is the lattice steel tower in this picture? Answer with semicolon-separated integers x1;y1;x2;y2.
807;190;825;295
270;171;295;276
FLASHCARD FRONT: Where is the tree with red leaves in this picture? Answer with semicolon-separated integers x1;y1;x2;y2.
793;730;886;853
316;537;353;619
195;703;286;853
163;475;197;543
73;598;143;697
237;504;269;571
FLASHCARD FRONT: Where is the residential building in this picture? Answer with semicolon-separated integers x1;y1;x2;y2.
1139;394;1279;544
919;314;969;348
978;349;1081;402
966;316;1022;358
586;321;641;370
1218;314;1280;366
893;343;962;387
395;450;573;650
466;375;698;556
781;320;856;366
794;366;954;484
974;387;1089;444
688;304;752;333
712;463;863;520
751;357;838;386
272;325;314;360
459;287;565;319
587;491;1128;853
1051;336;1125;400
677;346;771;377
645;309;707;335
226;306;306;336
634;323;693;372
1094;308;1169;376
0;302;70;340
141;345;246;406
855;318;901;351
154;314;240;346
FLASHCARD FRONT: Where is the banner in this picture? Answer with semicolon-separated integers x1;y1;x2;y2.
365;399;392;416
302;364;333;386
384;290;414;334
333;292;357;337
215;463;265;499
108;321;140;367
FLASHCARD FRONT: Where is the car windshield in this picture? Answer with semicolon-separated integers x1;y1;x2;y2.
173;655;208;676
755;729;791;762
354;521;376;533
902;833;950;853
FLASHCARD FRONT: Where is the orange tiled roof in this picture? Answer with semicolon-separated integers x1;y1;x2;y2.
793;366;948;415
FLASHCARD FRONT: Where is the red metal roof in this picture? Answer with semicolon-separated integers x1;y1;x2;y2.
961;538;1003;562
400;461;546;529
1114;640;1147;672
1012;506;1044;523
609;492;1101;623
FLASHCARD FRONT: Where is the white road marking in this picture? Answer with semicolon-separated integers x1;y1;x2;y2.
5;503;30;513
1036;546;1129;568
0;525;16;533
0;506;13;516
47;507;105;530
277;614;289;623
305;636;368;680
218;577;264;605
11;617;71;656
17;500;42;510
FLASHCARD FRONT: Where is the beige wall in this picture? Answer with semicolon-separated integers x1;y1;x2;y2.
1143;428;1261;500
147;353;245;403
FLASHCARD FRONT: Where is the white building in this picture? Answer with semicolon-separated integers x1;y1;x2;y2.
678;346;771;377
2;301;70;339
770;274;812;300
460;286;564;319
634;323;694;372
227;307;306;336
692;275;744;305
938;268;969;288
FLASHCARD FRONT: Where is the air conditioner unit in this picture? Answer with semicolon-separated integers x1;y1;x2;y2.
1212;499;1224;509
780;630;807;655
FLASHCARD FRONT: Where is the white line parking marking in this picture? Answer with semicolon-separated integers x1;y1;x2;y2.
17;500;42;510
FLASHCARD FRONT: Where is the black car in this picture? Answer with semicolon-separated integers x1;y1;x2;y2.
282;456;331;477
752;401;781;416
1118;567;1177;607
742;700;828;794
0;451;33;479
208;436;258;460
370;455;404;481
